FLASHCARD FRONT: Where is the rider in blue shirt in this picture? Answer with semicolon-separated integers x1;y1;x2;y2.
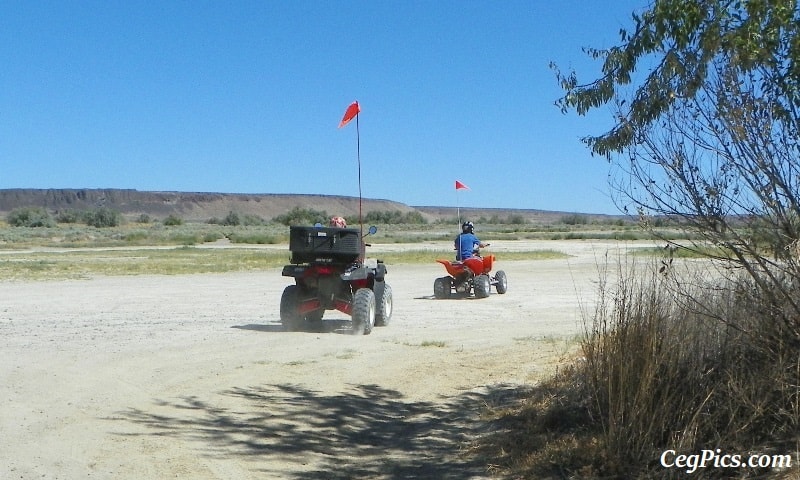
455;221;488;261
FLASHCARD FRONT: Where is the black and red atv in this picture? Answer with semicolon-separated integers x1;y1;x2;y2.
280;225;392;334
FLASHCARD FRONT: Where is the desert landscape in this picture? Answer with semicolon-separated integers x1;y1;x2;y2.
0;238;655;479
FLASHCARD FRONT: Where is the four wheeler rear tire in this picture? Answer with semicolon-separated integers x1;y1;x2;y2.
474;274;491;298
433;276;452;299
495;270;508;294
280;285;305;331
375;283;393;326
352;288;376;335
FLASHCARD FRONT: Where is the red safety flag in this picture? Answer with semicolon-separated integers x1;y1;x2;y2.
455;180;469;190
338;101;361;128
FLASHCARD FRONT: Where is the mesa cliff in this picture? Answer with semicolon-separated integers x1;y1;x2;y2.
0;188;616;223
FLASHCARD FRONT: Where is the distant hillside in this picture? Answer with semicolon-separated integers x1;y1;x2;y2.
0;189;420;222
412;206;624;225
0;189;623;223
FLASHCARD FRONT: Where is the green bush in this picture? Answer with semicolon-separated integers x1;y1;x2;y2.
55;209;82;224
223;211;241;226
273;207;329;226
84;208;122;228
207;211;265;226
7;207;55;227
227;232;278;244
561;214;588;225
163;214;183;226
201;232;224;243
123;231;149;243
360;210;428;225
507;214;525;225
241;214;265;226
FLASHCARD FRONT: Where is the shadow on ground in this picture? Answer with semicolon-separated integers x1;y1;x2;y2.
113;383;529;479
232;318;366;335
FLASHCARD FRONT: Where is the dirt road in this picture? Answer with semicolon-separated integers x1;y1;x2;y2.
0;240;653;479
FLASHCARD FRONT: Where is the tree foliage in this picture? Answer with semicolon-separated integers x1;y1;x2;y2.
552;1;800;472
554;0;800;157
555;0;800;270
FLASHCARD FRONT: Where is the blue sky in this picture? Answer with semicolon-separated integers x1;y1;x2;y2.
1;1;648;215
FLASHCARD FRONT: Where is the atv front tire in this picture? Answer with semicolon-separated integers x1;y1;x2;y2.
375;283;393;326
352;288;376;335
495;270;508;294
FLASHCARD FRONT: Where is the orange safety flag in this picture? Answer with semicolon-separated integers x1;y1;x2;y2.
338;101;361;128
455;180;469;190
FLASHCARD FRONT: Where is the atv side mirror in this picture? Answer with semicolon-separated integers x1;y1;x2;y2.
367;225;378;235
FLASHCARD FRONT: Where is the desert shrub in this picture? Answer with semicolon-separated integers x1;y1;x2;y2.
507;214;525;225
136;214;151;224
227;232;278;244
168;233;201;245
571;260;800;478
223;211;241;226
273;207;328;226
123;231;149;243
7;207;55;227
241;214;265;226
361;210;428;225
561;214;588;225
479;255;799;478
163;214;183;226
201;231;224;243
84;208;121;228
206;211;265;227
55;209;82;224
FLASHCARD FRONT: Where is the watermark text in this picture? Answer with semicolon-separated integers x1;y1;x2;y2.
660;449;792;474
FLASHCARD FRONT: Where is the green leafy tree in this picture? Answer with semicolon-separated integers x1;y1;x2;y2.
552;1;800;473
554;0;800;157
554;0;800;281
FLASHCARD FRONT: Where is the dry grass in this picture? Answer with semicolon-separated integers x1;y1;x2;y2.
475;258;800;479
0;246;563;280
0;247;289;280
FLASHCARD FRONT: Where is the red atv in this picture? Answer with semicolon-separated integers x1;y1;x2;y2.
434;248;508;299
280;225;392;334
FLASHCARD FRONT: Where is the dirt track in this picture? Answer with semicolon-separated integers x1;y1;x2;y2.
0;240;655;479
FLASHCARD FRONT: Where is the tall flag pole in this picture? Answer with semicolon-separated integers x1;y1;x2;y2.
356;113;362;233
455;180;469;260
339;101;363;253
455;180;469;225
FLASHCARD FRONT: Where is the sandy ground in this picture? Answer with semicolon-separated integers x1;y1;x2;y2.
0;239;658;479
